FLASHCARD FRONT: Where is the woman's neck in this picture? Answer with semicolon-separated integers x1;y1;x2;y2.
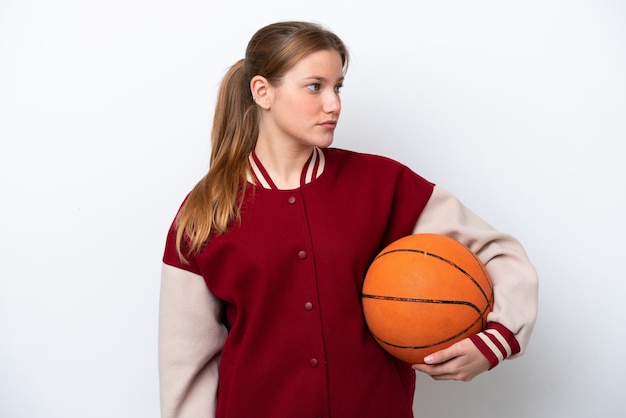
253;139;314;190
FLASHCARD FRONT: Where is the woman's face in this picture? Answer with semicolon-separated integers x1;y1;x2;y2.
261;49;344;150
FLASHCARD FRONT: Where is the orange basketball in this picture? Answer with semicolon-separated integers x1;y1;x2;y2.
362;233;494;364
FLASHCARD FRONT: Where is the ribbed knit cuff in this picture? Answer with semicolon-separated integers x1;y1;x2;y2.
469;322;521;370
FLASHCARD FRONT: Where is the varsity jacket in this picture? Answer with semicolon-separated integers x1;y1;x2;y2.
158;147;538;418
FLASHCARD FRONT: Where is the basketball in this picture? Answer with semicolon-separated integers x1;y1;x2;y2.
362;233;494;364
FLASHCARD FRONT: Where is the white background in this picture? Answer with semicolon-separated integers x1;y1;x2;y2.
1;1;625;417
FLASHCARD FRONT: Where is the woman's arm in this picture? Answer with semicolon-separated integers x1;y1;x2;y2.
412;186;538;376
159;264;227;417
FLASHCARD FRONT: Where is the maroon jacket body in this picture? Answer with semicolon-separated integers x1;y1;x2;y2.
163;149;434;417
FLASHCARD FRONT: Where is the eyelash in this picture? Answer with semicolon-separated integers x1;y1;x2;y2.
307;84;344;93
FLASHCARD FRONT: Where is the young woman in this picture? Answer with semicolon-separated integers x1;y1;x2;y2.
158;21;538;418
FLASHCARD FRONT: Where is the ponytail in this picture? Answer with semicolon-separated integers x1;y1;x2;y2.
175;59;258;259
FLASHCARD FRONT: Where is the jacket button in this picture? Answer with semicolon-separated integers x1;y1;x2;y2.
304;301;313;311
287;196;296;204
309;358;318;368
298;250;307;259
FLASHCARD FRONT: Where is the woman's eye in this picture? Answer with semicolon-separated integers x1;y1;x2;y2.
307;84;321;92
334;84;343;93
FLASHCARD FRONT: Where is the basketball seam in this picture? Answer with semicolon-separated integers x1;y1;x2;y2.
361;293;483;314
372;309;485;350
374;248;492;305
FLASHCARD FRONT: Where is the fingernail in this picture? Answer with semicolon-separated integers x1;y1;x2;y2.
424;355;434;363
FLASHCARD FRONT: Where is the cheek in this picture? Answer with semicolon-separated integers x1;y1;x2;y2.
275;93;319;122
292;99;318;118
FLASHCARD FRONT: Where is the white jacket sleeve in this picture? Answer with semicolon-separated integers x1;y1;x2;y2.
158;263;228;418
413;186;538;362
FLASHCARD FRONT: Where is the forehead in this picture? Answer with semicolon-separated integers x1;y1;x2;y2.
284;49;344;80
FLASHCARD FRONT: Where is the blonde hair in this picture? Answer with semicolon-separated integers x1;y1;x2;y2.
175;21;350;259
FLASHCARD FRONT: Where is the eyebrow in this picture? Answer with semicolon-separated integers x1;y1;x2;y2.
303;76;345;83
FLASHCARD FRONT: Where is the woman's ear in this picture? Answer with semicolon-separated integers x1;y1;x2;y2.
250;75;271;109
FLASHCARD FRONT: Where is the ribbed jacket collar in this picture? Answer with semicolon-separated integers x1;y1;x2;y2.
248;147;326;190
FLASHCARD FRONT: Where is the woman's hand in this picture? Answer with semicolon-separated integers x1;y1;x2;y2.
412;338;490;382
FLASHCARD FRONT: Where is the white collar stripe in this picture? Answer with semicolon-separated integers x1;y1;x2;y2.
316;148;326;178
304;147;319;185
248;153;272;189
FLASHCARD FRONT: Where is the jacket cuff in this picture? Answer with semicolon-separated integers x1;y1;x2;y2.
469;322;521;370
